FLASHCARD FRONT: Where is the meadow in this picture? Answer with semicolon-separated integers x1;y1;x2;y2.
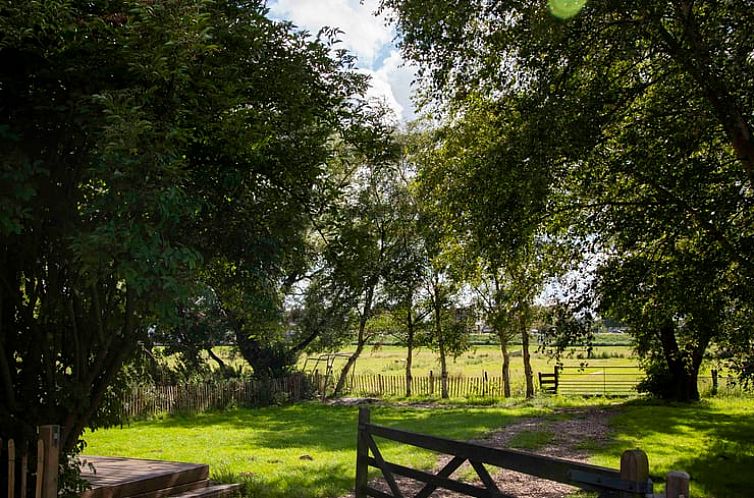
204;334;640;397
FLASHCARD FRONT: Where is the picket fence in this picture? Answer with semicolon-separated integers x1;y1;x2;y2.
122;375;309;419
122;370;748;419
1;426;59;498
332;372;517;398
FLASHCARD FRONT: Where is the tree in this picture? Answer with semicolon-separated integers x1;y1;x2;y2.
380;152;430;397
411;101;556;398
380;1;754;399
309;116;402;396
1;0;372;484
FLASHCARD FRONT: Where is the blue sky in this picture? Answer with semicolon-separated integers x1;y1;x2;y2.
267;0;417;123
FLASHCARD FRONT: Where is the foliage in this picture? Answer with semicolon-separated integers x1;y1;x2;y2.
381;0;754;400
0;0;375;486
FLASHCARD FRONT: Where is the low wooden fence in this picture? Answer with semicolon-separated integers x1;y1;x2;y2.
318;372;517;399
1;426;59;498
122;375;309;419
355;408;691;498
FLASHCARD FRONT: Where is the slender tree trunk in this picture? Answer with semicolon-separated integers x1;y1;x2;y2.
333;284;375;396
498;332;511;398
520;311;534;398
433;292;448;399
405;307;414;397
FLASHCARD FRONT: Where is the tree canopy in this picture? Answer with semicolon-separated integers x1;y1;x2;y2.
381;0;754;399
0;0;376;465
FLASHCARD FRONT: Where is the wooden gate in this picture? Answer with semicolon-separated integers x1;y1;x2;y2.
539;366;641;396
355;408;690;498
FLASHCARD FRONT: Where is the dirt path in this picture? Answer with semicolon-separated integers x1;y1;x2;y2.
342;407;615;498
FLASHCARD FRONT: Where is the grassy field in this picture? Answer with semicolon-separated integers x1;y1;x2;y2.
299;344;638;396
83;397;754;498
83;402;557;498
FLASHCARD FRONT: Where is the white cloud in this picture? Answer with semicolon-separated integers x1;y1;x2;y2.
269;0;392;67
360;50;417;123
268;0;417;123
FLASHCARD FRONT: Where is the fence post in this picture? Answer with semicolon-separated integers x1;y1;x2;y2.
355;408;370;498
38;425;60;498
8;438;15;498
429;370;434;395
711;369;718;395
666;471;690;498
620;449;649;498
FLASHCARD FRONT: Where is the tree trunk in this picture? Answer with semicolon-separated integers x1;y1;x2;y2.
333;284;375;397
520;312;534;398
657;321;702;402
434;294;449;399
498;333;511;398
333;340;365;397
206;347;227;374
405;308;414;397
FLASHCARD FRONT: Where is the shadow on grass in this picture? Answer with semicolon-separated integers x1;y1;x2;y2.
595;398;754;498
147;402;546;453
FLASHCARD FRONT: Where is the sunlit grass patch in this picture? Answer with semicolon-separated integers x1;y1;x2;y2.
84;402;553;498
589;398;754;498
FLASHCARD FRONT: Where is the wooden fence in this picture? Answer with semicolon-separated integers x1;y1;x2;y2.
122;375;309;419
319;372;517;399
355;407;691;498
1;426;59;498
122;369;749;420
539;366;748;397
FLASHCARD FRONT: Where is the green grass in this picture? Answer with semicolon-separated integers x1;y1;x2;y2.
84;396;754;498
589;397;754;498
507;429;555;450
84;402;553;498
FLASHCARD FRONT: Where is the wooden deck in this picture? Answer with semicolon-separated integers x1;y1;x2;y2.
80;456;234;498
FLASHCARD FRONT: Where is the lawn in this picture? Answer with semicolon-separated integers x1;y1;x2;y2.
589;397;754;498
84;397;754;498
83;402;555;498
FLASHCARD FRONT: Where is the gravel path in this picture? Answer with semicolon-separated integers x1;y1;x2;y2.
342;407;615;498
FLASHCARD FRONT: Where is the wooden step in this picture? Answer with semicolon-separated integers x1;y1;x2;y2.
81;457;210;498
170;484;243;498
122;479;209;498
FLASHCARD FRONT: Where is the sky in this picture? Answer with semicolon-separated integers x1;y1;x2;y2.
268;0;417;123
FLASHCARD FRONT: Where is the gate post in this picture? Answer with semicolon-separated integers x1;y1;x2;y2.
620;449;649;497
666;470;690;498
355;408;370;498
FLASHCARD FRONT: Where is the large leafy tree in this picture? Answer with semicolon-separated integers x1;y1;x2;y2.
381;0;754;400
0;0;369;474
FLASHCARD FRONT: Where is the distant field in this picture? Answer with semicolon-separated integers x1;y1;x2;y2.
184;336;639;397
299;344;638;397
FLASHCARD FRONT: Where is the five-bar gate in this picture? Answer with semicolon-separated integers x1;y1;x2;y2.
355;408;690;498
